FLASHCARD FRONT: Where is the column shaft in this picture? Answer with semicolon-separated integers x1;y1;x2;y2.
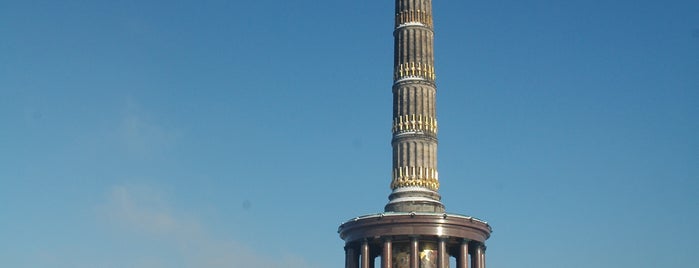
382;239;393;268
387;0;445;214
457;241;468;268
472;245;483;268
346;245;359;268
438;238;448;268
361;240;371;268
410;238;419;268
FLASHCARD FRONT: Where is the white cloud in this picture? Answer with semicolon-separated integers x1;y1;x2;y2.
100;184;315;268
104;185;195;235
118;101;179;156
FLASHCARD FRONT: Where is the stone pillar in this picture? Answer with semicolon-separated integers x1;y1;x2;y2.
385;0;445;214
457;240;468;268
346;245;359;268
382;238;393;268
362;240;371;268
480;246;486;268
410;237;419;268
438;238;448;268
472;244;483;268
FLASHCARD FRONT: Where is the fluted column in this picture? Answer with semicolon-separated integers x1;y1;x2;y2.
386;0;445;214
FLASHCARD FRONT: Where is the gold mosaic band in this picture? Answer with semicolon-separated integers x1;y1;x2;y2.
395;10;433;28
392;114;437;135
391;166;440;191
394;62;436;82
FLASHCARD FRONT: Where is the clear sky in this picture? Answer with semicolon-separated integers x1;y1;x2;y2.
1;0;698;267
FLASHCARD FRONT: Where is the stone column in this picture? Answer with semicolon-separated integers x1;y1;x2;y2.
472;244;483;268
438;238;448;268
410;237;419;268
362;240;371;268
457;240;468;268
382;238;393;268
386;0;445;214
480;246;486;268
346;245;359;268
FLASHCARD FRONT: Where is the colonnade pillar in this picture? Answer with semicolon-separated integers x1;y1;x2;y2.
361;240;371;268
346;237;486;268
382;238;393;268
346;245;359;268
438;238;448;268
410;237;419;268
471;244;484;268
457;240;469;268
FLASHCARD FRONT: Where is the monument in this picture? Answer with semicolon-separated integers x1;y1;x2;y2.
338;1;492;268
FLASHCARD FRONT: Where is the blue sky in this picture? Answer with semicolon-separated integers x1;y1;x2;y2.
1;0;698;267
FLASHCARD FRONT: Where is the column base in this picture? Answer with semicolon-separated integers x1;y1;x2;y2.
385;187;445;213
